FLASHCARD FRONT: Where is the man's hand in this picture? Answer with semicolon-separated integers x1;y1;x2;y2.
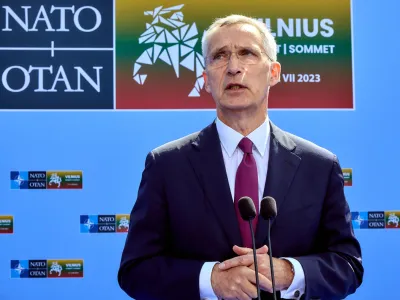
211;262;272;300
218;245;295;292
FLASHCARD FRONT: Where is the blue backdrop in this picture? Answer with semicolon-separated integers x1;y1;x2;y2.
1;0;399;299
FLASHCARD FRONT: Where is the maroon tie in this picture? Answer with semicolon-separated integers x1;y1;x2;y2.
234;137;259;248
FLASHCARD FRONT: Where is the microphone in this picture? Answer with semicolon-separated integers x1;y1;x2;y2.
238;196;261;300
260;196;278;300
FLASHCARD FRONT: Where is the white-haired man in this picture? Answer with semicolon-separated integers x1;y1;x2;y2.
118;15;363;300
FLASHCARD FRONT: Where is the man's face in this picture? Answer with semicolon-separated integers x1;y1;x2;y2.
203;23;280;113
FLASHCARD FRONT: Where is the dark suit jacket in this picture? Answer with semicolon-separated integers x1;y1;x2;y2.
118;121;363;300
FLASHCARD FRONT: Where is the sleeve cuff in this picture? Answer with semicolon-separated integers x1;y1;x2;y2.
199;261;219;300
279;257;306;299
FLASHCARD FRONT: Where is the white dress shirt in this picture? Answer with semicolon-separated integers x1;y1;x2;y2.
199;117;306;300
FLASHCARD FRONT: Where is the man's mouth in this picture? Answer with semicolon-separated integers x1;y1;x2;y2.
225;83;247;90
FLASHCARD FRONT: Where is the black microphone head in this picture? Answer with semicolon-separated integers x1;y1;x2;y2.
238;196;257;221
261;196;277;220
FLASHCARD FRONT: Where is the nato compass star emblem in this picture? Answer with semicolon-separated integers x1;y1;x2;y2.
14;175;24;187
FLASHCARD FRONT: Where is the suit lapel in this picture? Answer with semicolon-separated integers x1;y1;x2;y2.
255;122;301;247
187;122;242;248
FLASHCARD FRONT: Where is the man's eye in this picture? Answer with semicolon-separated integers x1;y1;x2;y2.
213;53;226;60
240;50;255;56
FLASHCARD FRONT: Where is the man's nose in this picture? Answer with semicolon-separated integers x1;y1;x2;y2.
227;54;241;75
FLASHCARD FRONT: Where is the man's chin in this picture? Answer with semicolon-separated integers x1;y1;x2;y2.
220;102;254;113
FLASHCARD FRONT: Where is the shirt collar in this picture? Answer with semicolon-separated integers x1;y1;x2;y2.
216;116;270;157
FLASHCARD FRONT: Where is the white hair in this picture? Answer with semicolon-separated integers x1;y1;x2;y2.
201;14;277;65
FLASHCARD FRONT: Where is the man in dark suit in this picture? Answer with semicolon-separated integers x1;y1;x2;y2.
118;15;363;300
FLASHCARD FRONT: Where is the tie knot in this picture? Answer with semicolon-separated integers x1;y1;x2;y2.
238;137;253;154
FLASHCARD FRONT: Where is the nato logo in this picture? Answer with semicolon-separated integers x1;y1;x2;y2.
80;215;98;233
351;212;368;229
10;171;29;189
80;214;130;233
10;171;46;189
367;211;385;229
0;2;114;109
11;260;29;278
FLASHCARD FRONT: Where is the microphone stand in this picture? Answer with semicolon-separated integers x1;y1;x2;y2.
268;219;277;300
249;220;261;300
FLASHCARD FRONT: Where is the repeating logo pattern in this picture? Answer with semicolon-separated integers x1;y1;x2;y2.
11;259;84;278
80;214;130;233
10;171;83;189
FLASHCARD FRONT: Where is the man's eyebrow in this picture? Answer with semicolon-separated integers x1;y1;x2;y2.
209;46;229;56
210;45;260;55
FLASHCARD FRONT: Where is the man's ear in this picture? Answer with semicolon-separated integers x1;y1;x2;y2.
269;62;281;87
203;70;211;93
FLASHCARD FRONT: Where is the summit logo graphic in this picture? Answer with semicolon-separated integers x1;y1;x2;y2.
386;211;400;229
133;4;205;97
116;1;353;110
342;168;352;186
0;216;13;234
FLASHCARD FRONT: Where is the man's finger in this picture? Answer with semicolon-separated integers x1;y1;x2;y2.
256;245;269;254
233;245;268;256
219;255;254;270
244;269;273;294
256;272;273;293
233;245;252;255
235;291;252;300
